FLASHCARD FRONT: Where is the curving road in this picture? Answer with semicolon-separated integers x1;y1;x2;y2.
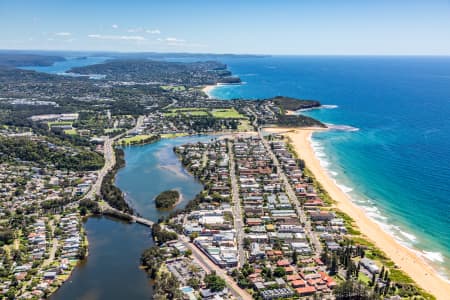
83;116;144;201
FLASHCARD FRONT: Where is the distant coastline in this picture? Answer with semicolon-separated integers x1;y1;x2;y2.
202;84;217;98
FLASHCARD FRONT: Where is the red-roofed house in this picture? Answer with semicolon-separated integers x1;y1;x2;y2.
276;259;290;267
291;279;307;288
286;274;301;282
284;266;295;274
296;285;316;296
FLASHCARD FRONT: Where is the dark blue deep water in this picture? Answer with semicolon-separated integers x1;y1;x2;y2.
211;56;450;278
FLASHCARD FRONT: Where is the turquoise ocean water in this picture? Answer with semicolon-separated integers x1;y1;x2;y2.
210;56;450;279
23;55;450;280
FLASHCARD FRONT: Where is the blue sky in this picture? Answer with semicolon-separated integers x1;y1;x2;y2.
0;0;449;55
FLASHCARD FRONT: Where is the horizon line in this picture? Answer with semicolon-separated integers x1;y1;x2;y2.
1;48;449;57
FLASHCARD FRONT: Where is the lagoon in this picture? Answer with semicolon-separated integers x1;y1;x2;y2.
115;135;217;222
50;217;154;300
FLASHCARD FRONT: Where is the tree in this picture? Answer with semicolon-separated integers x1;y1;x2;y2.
154;271;182;299
321;247;329;266
334;279;374;300
370;274;377;287
204;273;226;292
292;250;298;265
187;277;201;290
189;232;199;242
330;253;338;275
380;266;385;280
384;270;389;282
273;266;286;278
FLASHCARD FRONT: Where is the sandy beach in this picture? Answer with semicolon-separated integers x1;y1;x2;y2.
202;84;217;98
265;127;450;300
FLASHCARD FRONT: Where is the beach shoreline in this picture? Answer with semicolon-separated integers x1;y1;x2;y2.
265;127;450;300
202;84;217;99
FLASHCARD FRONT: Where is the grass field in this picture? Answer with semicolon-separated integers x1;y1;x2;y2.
211;108;246;119
118;134;153;145
160;85;186;92
64;129;77;135
237;119;253;131
47;121;73;128
163;108;209;117
160;133;189;139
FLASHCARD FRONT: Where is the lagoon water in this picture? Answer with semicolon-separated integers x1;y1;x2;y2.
50;135;215;299
24;54;450;289
24;58;221;298
50;217;154;300
115;135;218;221
210;56;450;278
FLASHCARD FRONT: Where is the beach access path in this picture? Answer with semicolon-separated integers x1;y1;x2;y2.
265;127;450;300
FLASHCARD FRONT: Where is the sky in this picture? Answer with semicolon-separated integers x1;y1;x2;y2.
0;0;449;55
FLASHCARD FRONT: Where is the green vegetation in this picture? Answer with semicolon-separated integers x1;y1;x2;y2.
69;59;232;86
0;136;104;171
164;108;209;117
141;246;166;279
100;148;133;213
118;134;159;146
204;272;226;292
47;121;73;129
211;108;246;119
153;271;182;300
334;279;375;299
0;53;65;67
141;247;182;299
160;133;189;139
275;114;325;128
160;85;186;91
152;223;178;244
270;96;321;112
155;190;180;209
0;229;14;246
63;129;77;135
78;199;100;215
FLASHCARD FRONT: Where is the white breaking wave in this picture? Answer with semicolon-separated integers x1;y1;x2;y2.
308;135;450;280
329;170;338;176
422;251;445;263
298;104;338;112
336;183;354;193
326;123;360;132
399;230;418;243
321;104;339;109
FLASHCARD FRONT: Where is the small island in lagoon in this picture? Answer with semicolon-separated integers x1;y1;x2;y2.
155;190;181;209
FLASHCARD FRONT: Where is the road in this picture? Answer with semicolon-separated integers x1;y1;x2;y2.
99;201;250;299
228;140;246;268
77;116;252;298
83;116;144;200
180;236;253;300
42;220;58;268
257;126;323;257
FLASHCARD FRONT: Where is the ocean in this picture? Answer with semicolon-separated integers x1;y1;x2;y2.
23;54;450;279
210;56;450;279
